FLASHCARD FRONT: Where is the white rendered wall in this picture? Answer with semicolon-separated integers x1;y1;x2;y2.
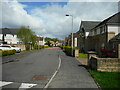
108;25;120;35
0;34;20;44
74;37;77;47
86;32;89;37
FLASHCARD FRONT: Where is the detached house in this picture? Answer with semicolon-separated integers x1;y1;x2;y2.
89;12;120;57
77;21;101;52
109;33;120;58
65;33;78;47
0;28;22;44
0;28;26;50
37;37;45;45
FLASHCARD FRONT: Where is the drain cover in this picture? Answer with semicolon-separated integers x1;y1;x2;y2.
32;75;48;80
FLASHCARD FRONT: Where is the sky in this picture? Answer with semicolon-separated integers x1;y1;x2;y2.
1;0;119;40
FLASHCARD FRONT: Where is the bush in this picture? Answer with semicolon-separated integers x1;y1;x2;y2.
63;46;79;56
44;45;49;48
64;46;72;55
34;45;45;50
2;50;16;56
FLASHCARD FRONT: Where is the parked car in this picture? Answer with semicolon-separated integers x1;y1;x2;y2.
0;45;21;52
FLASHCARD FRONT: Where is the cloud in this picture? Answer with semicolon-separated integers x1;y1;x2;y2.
1;0;118;39
2;0;45;32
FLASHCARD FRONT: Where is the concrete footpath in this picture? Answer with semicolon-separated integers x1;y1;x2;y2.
48;49;99;88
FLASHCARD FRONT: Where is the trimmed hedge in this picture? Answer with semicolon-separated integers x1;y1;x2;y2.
34;45;49;50
1;50;16;56
62;46;79;56
34;45;44;49
44;45;49;48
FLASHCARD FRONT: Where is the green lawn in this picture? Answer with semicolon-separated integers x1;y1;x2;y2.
78;53;88;58
88;70;120;88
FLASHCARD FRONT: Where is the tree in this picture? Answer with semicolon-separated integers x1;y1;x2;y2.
45;41;51;47
17;26;37;50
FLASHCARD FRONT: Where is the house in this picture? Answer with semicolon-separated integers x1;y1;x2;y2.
109;33;120;58
64;37;69;46
56;40;63;46
88;12;120;57
77;21;101;52
0;28;22;44
37;37;45;45
50;41;56;46
65;32;78;47
0;28;26;51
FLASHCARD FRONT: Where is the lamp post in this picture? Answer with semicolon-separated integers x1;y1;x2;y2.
66;14;74;56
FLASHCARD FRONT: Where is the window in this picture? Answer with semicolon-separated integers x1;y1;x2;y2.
100;26;106;34
94;29;97;35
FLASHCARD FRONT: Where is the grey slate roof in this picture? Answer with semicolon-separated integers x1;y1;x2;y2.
110;33;120;41
93;12;120;29
0;28;19;35
80;21;101;32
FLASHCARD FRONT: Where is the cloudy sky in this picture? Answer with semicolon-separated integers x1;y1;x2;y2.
1;0;119;40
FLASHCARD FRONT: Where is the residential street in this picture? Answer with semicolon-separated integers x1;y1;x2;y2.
1;47;98;89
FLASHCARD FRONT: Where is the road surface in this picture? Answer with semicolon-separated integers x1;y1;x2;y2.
1;47;98;89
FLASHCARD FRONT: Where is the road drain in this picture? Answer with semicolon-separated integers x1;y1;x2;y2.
32;75;48;80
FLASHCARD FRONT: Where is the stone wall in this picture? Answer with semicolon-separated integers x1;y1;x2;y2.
13;44;26;51
89;56;120;72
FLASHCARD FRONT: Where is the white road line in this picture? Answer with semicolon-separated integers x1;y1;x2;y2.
0;81;13;87
44;55;62;88
19;83;37;89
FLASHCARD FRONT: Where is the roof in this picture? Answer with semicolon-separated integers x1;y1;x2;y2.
0;28;19;35
80;21;101;32
73;33;78;37
37;37;44;41
93;12;120;29
50;41;55;44
110;33;120;41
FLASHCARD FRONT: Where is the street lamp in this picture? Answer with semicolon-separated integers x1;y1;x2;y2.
65;14;74;56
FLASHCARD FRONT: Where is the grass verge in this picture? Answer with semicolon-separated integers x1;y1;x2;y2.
78;53;88;58
88;70;120;88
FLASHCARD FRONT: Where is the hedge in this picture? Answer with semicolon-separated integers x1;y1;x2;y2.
44;45;49;48
62;46;79;56
1;49;16;56
34;45;49;50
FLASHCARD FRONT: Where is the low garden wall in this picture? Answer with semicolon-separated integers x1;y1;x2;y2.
13;44;26;51
89;56;120;72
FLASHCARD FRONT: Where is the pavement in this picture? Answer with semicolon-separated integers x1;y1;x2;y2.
1;47;99;89
76;57;88;66
47;49;99;88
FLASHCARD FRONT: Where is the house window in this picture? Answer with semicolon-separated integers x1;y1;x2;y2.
92;30;94;36
97;28;100;34
94;29;97;35
100;26;106;34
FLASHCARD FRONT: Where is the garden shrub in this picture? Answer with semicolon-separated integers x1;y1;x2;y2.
63;46;79;56
44;45;49;48
2;49;16;56
34;45;45;50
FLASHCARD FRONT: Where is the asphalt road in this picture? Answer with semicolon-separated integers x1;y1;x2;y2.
2;47;60;89
1;47;98;89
